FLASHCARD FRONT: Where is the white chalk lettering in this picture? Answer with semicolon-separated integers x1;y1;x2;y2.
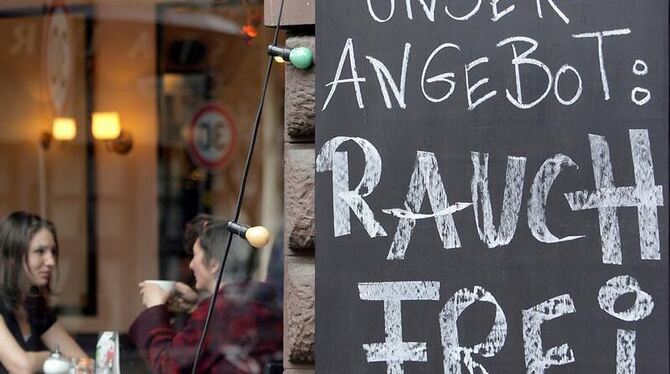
422;43;461;103
617;330;636;374
598;275;654;322
383;151;471;260
631;87;651;106
366;0;396;22
471;152;526;248
366;0;440;22
535;0;570;24
322;38;367;111
491;0;515;21
564;130;663;264
365;0;578;23
316;137;388;238
366;43;411;109
522;294;576;373
332;152;353;236
632;60;648;76
406;0;437;21
497;36;553;109
359;281;440;374
553;64;583;105
465;57;497;110
444;0;482;20
440;286;507;374
528;155;584;243
572;29;631;100
598;275;654;373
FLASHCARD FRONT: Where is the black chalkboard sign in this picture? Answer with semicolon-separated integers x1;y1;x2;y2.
315;1;668;373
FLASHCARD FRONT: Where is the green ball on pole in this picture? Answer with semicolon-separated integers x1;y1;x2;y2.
289;47;313;70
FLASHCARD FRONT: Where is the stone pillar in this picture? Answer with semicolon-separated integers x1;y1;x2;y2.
264;0;316;370
282;34;315;374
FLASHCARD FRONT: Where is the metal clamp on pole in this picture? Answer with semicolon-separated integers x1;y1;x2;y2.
226;221;271;248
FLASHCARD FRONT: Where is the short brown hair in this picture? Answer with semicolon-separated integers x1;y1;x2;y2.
183;214;214;254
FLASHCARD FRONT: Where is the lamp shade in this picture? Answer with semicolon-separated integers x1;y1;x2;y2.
52;117;76;141
92;112;121;140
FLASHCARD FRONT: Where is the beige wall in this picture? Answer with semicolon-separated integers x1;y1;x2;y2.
0;2;158;333
0;9;91;313
60;2;159;333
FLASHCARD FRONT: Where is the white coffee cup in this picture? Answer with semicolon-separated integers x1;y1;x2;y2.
144;280;176;292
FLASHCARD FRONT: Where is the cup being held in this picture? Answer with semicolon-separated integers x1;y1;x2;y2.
143;280;177;293
140;280;176;308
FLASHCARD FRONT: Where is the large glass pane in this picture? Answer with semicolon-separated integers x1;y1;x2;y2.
0;1;284;370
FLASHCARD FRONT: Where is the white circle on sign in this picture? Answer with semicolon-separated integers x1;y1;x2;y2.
187;103;237;170
44;6;73;113
632;59;648;76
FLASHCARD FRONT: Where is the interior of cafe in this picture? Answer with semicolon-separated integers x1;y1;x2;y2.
0;0;285;365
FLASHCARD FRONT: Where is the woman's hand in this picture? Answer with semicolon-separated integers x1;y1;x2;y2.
167;282;199;313
139;282;171;308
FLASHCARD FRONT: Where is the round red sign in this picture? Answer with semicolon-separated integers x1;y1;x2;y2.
187;103;237;170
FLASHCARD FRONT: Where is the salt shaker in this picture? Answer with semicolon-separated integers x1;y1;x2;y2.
42;346;73;374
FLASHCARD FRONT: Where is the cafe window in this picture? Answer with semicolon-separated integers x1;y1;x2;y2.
0;0;284;367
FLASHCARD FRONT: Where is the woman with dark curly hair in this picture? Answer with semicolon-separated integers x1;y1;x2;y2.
0;211;87;373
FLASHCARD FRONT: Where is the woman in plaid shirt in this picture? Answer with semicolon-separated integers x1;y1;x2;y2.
129;219;282;373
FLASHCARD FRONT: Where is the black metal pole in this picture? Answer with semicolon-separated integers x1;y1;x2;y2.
190;0;286;372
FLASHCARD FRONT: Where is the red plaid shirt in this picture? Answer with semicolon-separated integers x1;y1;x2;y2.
129;282;282;374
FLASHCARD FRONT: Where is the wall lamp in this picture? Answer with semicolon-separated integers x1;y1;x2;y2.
92;112;133;154
40;117;77;150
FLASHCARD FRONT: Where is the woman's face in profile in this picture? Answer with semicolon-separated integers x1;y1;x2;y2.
23;228;57;287
189;239;217;292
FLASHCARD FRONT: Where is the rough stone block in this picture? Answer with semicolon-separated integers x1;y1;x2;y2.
284;256;315;364
285;35;315;142
284;144;315;254
283;369;315;374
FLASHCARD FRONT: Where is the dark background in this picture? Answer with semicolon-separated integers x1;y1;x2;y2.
316;0;668;372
